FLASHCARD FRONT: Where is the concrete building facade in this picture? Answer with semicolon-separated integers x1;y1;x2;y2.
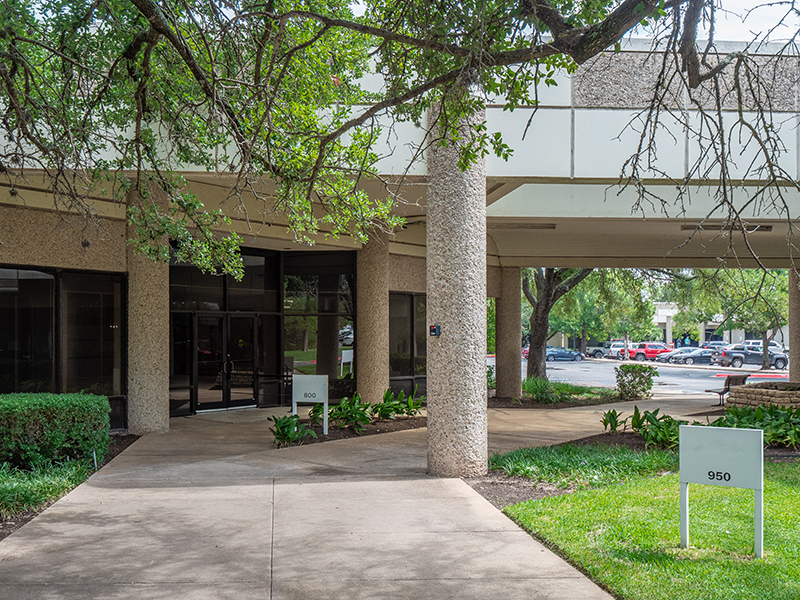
3;41;800;474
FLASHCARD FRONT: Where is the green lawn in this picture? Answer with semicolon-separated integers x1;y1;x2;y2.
519;376;617;404
501;446;800;600
0;461;91;519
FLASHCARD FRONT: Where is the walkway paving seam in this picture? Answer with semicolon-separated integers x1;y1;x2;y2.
0;398;723;599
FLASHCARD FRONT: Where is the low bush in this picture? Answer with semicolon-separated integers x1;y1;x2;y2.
329;394;372;433
307;403;324;427
0;393;110;468
487;365;496;390
600;409;628;433
369;389;406;420
521;376;559;403
268;414;317;448
709;404;800;448
625;406;685;449
614;364;658;399
369;387;426;419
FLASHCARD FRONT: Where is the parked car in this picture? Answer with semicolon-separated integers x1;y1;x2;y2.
522;345;529;359
674;348;716;365
743;339;785;353
631;342;671;361
701;341;728;350
545;347;585;362
338;325;354;346
656;347;697;363
585;341;613;359
716;344;788;369
607;341;637;359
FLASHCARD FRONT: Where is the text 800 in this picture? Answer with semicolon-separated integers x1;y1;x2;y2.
708;471;731;482
303;392;317;399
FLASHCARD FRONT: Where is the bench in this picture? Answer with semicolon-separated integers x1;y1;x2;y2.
705;374;750;406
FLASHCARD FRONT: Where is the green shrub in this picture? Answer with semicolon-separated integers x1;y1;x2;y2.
521;376;559;403
329;394;372;433
709;404;800;449
0;393;110;468
399;385;425;416
369;389;405;420
307;403;324;427
615;364;659;399
268;414;317;448
600;409;628;433
487;365;496;390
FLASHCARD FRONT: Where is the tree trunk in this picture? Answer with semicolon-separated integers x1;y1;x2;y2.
580;323;587;355
527;301;551;379
762;330;770;370
523;267;594;380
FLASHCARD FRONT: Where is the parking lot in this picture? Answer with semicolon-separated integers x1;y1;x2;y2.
488;355;788;395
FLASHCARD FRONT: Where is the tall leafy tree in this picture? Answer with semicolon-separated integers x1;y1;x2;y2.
548;283;606;354
675;269;789;368
2;0;798;275
523;267;593;378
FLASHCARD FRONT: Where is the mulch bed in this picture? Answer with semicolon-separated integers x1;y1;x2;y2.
292;416;427;446
487;396;619;409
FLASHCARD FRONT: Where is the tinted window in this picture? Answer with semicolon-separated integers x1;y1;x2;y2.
61;274;124;396
0;268;54;393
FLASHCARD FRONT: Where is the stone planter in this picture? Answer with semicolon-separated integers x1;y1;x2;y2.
727;381;800;410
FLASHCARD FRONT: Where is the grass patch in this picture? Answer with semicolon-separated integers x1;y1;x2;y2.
491;444;678;489
502;446;800;600
520;376;617;405
0;461;91;519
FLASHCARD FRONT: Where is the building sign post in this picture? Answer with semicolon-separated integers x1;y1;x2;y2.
679;425;764;558
292;374;329;435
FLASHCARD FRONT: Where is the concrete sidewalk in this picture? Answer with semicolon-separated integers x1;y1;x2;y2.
0;393;716;599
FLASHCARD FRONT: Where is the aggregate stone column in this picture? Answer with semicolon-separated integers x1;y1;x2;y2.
495;267;522;399
427;109;488;478
126;195;170;434
790;269;800;381
356;229;390;403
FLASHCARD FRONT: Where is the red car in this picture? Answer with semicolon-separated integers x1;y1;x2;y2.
522;345;529;359
631;342;671;361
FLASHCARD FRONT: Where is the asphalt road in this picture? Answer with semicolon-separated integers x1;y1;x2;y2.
487;355;788;394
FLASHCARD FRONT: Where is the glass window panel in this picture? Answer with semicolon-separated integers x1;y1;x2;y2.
228;254;279;312
0;268;55;393
61;274;123;396
414;295;427;376
284;252;354;314
389;294;412;377
169;261;223;311
258;314;283;407
284;315;350;380
170;313;193;415
284;315;318;376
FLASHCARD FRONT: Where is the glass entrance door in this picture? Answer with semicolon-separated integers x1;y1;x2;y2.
195;314;257;410
227;315;256;407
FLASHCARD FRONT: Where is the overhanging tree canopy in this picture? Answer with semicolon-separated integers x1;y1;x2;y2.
1;0;796;274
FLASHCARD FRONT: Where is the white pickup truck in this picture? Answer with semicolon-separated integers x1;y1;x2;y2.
585;341;613;359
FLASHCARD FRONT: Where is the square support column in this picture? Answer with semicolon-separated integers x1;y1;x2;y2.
495;267;522;399
356;230;390;404
790;269;800;381
126;245;170;434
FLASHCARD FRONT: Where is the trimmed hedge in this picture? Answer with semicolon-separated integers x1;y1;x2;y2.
0;393;110;468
